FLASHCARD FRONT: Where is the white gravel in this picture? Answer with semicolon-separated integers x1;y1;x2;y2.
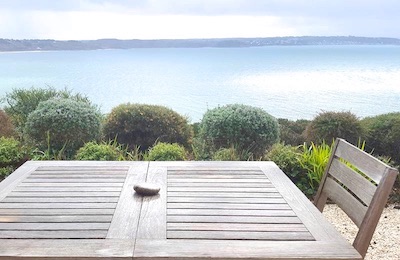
322;204;400;260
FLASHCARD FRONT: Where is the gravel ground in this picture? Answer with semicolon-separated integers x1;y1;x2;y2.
323;204;400;260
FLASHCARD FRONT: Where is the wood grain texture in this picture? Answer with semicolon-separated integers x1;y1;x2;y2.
0;215;113;223
0;163;37;202
168;230;314;240
0;161;363;260
335;139;388;183
136;165;167;239
134;239;361;260
353;167;399;258
106;162;148;239
167;202;290;210
167;215;302;224
167;223;308;232
168;197;286;204
259;163;346;242
167;165;312;242
328;158;376;206
0;161;129;240
0;230;108;239
0;239;134;259
322;177;367;227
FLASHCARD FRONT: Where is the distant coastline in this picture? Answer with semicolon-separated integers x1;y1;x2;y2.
1;36;400;52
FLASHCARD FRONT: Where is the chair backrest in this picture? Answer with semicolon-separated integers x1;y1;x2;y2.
314;138;398;258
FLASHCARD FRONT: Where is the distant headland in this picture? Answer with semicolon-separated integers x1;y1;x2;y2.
1;36;399;52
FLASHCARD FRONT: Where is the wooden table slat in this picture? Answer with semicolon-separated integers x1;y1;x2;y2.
106;162;148;239
168;174;267;179
168;182;274;188
167;230;315;240
27;174;127;178
0;208;115;215
0;239;134;259
17;182;124;187
1;197;120;203
0;203;117;209
168;187;278;193
0;215;113;223
167;202;290;210
167;197;286;204
8;192;121;197
134;239;361;259
0;223;110;230
168;192;282;198
136;165;167;239
0;230;107;239
168;178;271;183
167;215;303;224
13;187;122;192
167;223;308;232
23;178;125;183
168;209;296;217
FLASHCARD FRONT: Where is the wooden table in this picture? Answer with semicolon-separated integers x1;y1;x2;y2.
0;161;362;259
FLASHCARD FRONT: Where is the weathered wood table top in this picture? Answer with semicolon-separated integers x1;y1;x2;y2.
0;161;362;259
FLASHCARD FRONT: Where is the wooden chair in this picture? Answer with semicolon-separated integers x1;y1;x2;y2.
314;138;399;259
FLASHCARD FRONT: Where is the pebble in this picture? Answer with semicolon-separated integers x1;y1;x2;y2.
323;204;400;260
133;182;161;196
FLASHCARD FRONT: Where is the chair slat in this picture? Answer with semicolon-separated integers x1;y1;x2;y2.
315;138;399;258
335;139;387;184
323;177;367;227
329;158;377;206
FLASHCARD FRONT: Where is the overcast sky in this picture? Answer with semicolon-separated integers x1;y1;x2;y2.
1;0;399;40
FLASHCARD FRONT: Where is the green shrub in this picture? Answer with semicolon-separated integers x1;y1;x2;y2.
103;103;193;151
265;143;314;197
304;111;363;145
0;137;28;178
361;112;400;163
146;142;186;161
200;104;279;159
278;118;309;146
0;110;15;138
75;141;127;161
0;137;25;168
25;98;102;157
0;166;15;180
2;87;91;133
212;147;240;161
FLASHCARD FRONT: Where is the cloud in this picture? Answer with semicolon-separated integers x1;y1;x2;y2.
0;0;399;39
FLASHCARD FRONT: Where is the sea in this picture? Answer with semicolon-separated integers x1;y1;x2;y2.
0;45;399;122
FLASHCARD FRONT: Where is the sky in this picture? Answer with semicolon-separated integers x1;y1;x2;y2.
0;0;399;40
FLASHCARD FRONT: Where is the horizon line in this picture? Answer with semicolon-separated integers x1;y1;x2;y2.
2;35;400;42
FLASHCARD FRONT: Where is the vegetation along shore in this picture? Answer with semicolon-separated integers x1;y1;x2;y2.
0;87;399;203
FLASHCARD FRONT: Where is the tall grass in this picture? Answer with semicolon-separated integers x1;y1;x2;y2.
299;141;333;189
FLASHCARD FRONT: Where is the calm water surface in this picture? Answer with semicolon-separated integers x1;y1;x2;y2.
0;45;399;122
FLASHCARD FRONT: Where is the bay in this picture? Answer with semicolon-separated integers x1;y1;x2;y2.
0;45;399;122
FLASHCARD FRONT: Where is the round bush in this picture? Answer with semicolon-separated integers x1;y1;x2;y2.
361;113;400;163
304;111;363;145
25;98;102;155
75;141;126;161
200;104;279;158
146;142;186;161
103;103;193;151
3;87;92;132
